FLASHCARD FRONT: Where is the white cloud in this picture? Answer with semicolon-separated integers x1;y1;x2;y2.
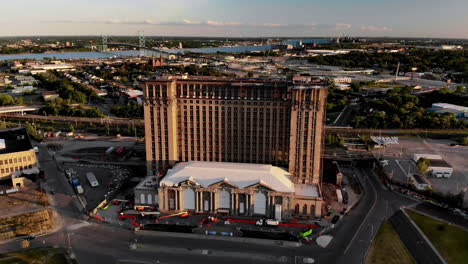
335;23;352;30
41;19;354;30
360;25;392;32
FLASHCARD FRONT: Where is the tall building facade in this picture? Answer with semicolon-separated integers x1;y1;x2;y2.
143;75;328;185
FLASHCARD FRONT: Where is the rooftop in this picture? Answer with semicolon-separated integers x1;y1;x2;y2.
160;161;296;193
0;128;33;155
432;103;467;111
147;75;329;87
428;159;452;168
136;176;159;190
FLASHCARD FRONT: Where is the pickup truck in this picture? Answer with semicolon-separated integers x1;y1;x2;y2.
256;219;280;226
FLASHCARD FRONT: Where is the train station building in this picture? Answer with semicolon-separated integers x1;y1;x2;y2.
138;75;329;218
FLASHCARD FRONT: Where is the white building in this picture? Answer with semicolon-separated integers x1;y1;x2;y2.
409;173;432;191
428;159;453;178
134;176;159;206
431;103;468;118
157;161;323;218
333;76;352;84
413;154;453;178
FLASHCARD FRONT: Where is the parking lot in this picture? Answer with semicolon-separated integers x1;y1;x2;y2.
63;163;132;211
377;138;468;205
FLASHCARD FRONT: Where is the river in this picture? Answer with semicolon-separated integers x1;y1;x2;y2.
0;45;273;61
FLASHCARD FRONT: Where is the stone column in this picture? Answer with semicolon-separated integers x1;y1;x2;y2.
210;192;212;212
179;189;184;211
164;188;169;211
215;191;220;211
230;193;234;215
248;194;253;216
196;191;200;212
178;190;182;211
268;196;273;218
245;194;249;215
200;191;204;212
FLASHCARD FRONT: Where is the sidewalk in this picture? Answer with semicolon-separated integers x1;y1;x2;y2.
135;229;301;248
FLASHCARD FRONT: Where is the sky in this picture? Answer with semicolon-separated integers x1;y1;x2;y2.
0;0;467;38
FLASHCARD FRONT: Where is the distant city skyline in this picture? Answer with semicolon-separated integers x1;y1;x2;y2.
1;0;467;38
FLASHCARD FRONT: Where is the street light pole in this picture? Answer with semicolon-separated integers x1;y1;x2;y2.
67;233;74;249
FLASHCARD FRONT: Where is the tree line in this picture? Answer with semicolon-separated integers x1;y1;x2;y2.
308;49;468;83
351;87;468;129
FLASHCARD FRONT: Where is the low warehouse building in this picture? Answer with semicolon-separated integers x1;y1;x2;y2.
134;176;159;207
158;161;323;219
409;173;432;191
427;159;453;178
413;154;453;178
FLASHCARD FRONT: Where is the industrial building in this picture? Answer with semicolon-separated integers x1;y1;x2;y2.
141;75;329;218
428;103;468;118
0;128;38;180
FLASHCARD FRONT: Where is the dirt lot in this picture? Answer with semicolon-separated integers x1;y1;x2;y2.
0;189;48;218
0;209;53;240
0;247;75;264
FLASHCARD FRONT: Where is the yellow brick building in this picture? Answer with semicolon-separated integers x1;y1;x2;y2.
0;128;37;180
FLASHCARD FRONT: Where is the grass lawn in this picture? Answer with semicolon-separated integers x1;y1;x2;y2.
366;221;415;264
406;210;468;264
0;248;73;264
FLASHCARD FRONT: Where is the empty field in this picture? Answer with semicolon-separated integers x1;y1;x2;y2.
0;209;53;240
0;248;74;264
0;189;48;217
366;221;415;264
406;210;468;264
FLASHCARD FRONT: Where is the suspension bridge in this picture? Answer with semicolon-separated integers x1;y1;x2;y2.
99;31;175;57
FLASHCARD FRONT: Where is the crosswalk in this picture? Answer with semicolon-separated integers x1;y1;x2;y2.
371;136;399;145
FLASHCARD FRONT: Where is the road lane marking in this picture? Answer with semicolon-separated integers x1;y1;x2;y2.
343;169;379;254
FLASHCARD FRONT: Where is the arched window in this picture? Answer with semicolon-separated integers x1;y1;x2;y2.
302;204;308;215
310;205;315;216
294;204;300;214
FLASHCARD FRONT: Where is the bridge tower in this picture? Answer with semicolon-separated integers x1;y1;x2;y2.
138;31;146;57
101;35;108;52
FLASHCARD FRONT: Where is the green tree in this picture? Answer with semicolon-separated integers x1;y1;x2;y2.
462;136;468;145
0;94;18;106
416;158;431;174
455;85;466;94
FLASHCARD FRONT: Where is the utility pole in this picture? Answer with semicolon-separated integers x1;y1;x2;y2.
395;62;400;82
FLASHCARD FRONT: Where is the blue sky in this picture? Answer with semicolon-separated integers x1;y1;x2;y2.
1;0;467;38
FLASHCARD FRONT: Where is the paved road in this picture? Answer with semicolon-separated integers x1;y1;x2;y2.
0;157;431;264
331;104;359;127
328;168;418;264
0;113;144;127
389;210;444;264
